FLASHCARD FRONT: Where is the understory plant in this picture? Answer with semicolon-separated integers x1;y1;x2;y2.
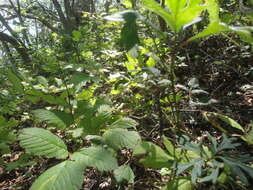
18;102;141;190
133;133;253;189
105;0;253;189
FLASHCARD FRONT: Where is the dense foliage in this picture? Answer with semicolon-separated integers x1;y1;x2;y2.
0;0;253;189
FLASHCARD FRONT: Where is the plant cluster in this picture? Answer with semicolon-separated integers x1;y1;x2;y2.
0;0;253;190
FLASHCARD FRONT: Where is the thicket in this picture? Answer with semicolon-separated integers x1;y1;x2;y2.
0;0;253;190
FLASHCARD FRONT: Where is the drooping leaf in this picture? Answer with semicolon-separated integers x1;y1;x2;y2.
103;128;141;150
32;109;73;129
30;160;84;190
133;141;174;169
113;165;135;184
228;26;253;45
213;113;244;133
7;69;24;94
189;22;230;41
71;146;118;171
19;128;68;159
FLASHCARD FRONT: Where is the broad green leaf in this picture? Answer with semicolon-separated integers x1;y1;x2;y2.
95;105;112;127
120;17;139;50
205;0;220;22
143;0;174;30
106;11;140;50
19;128;68;159
30;160;84;190
146;56;156;67
162;177;193;190
162;136;178;158
70;72;90;90
113;165;135;184
144;0;205;32
32;109;73;129
71;146;118;171
133;141;174;169
42;94;67;106
103;128;141;150
109;118;138;129
7;69;24;94
72;30;82;41
214;113;244;133
189;22;230;41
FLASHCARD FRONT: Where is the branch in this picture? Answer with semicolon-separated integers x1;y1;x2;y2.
0;32;31;63
24;14;59;34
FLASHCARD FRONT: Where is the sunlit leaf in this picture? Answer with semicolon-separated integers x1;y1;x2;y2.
19;128;68;159
30;160;84;190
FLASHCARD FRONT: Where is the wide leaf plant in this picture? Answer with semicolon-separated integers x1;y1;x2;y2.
143;0;206;33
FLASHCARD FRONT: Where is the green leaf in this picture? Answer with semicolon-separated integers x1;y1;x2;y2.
133;141;174;169
176;162;194;175
7;69;24;94
113;165;135;184
191;159;204;183
162;135;178;158
214;113;244;133
19;128;68;159
72;30;82;41
106;11;140;50
120;18;139;50
0;143;11;154
244;122;253;144
103;128;141;150
32;109;73;129
30;160;84;190
109;118;138;129
162;177;193;190
146;56;156;67
144;0;205;33
199;167;219;183
71;146;118;171
143;0;174;30
228;26;253;44
189;22;230;41
70;72;90;90
95;105;112;127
